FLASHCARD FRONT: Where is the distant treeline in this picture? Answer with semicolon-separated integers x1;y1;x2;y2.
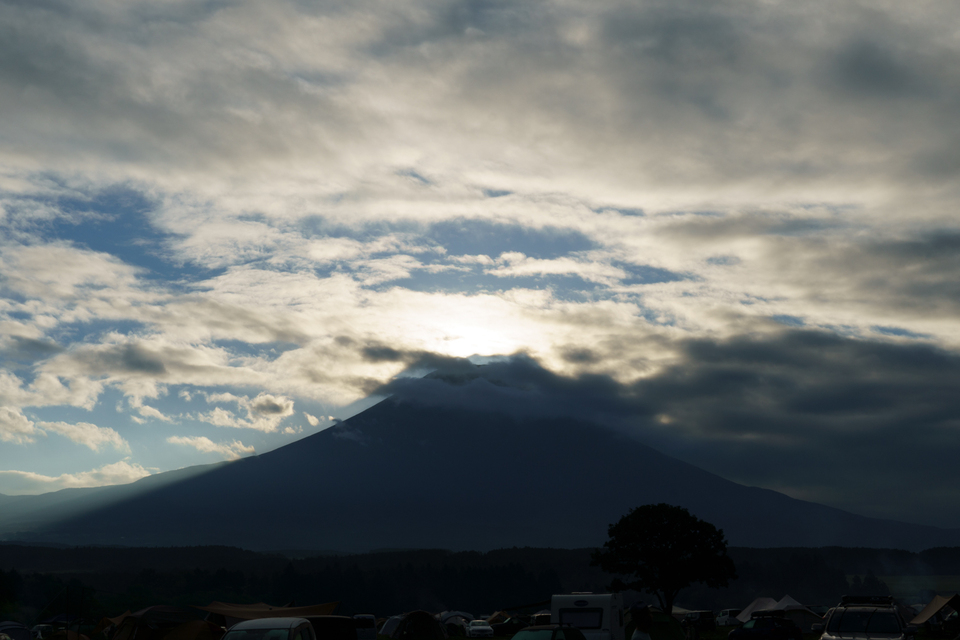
2;544;960;624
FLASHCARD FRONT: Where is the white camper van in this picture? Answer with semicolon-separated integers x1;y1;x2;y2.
551;593;625;640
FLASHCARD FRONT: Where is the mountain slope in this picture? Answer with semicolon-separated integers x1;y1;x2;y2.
3;397;957;551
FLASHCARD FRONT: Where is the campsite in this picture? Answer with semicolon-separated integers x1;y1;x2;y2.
4;545;960;640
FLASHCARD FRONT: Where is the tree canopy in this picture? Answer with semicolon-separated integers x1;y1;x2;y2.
591;503;737;614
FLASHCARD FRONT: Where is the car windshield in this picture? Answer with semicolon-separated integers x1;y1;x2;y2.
471;622;488;627
838;610;874;633
867;614;901;634
828;609;900;634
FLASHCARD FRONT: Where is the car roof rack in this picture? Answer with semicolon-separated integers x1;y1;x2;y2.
839;596;896;606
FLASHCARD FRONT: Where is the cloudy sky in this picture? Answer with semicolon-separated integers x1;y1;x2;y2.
2;0;960;528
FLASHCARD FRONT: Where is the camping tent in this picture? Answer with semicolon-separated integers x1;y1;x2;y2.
110;606;210;640
195;601;339;631
771;596;823;632
911;594;960;625
670;607;692;620
736;599;779;624
439;613;473;624
438;612;472;637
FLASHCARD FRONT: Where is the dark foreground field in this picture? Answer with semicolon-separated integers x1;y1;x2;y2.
3;544;960;626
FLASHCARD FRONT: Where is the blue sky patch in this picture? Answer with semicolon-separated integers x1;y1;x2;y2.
375;268;605;302
707;255;741;266
46;319;148;346
772;315;806;327
213;339;303;360
615;262;687;285
426;219;596;259
872;325;930;339
397;169;432;185
36;184;202;282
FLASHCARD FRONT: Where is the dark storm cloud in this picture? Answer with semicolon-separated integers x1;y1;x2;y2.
7;336;64;357
360;341;480;374
248;394;294;418
782;231;960;316
640;332;960;526
50;341;239;381
118;344;167;374
371;330;960;527
373;349;654;423
657;209;960;318
832;39;926;98
0;0;360;174
4;0;960;193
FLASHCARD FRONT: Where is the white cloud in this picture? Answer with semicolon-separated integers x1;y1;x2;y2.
304;412;320;426
355;255;424;285
450;254;495;266
0;460;151;495
38;420;130;453
197;392;295;432
127;395;173;422
135;404;171;421
0;407;42;444
166;435;255;460
196;406;239;428
488;252;628;285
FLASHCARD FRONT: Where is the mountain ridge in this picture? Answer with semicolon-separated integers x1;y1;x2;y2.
1;396;956;552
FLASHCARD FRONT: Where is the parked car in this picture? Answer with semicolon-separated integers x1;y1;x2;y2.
512;625;588;640
224;618;317;640
378;611;447;640
467;620;495;638
716;611;742;627
302;616;357;640
814;596;916;640
727;613;801;640
353;616;376;640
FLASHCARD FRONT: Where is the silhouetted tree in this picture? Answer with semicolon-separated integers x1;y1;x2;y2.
591;504;737;614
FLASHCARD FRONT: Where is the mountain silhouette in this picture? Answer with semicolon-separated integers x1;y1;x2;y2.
2;396;957;551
